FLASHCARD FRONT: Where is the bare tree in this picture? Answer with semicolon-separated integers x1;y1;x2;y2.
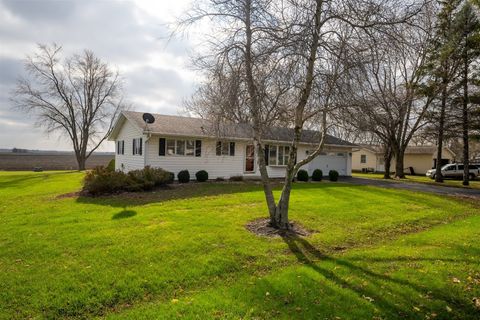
12;44;125;170
342;5;436;178
180;0;423;230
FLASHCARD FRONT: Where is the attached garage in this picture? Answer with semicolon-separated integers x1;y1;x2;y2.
307;152;349;176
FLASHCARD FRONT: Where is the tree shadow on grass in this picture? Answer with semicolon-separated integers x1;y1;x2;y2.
112;210;137;220
75;181;358;208
280;234;478;319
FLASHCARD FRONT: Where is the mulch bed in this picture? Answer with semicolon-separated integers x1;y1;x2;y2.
246;218;315;238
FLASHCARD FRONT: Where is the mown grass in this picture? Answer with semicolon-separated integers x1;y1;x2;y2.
353;172;480;190
0;171;479;319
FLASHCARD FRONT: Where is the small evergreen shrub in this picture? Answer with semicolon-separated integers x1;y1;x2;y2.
215;177;225;182
329;170;339;181
196;170;209;182
229;175;244;181
312;169;323;181
297;169;309;182
106;159;115;171
177;170;190;183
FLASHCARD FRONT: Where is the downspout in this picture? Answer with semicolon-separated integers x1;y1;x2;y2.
143;131;151;168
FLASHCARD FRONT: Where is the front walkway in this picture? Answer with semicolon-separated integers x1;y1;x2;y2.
342;177;480;197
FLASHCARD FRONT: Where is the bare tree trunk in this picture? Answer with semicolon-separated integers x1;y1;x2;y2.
462;33;470;186
383;146;393;179
254;140;277;223
435;84;447;183
274;169;295;230
76;151;87;171
394;148;406;178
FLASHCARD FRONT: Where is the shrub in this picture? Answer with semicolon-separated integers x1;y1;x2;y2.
128;166;173;187
297;169;309;182
106;159;115;172
196;170;209;182
178;170;190;183
229;175;243;181
215;177;225;182
312;169;323;181
83;166;173;195
83;167;129;195
329;170;339;181
166;171;175;184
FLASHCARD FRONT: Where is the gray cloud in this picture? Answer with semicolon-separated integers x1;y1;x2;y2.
0;0;197;151
2;0;77;22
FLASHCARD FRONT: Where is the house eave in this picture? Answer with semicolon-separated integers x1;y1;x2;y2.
143;130;356;148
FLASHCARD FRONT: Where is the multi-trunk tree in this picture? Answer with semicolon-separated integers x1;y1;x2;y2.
13;44;125;170
181;0;423;230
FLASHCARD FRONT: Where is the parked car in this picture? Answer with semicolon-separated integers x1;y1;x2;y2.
426;163;480;180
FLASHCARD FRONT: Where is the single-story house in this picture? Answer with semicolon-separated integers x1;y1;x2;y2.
108;111;357;179
352;144;456;175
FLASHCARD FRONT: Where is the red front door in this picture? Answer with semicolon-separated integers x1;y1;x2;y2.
245;144;255;172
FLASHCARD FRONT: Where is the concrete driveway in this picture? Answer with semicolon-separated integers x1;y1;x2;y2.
342;177;480;198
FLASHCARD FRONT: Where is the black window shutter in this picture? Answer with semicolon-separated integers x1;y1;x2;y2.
264;145;269;164
159;138;166;156
122;141;125;155
139;138;143;155
195;140;202;157
229;142;235;156
216;141;222;156
132;139;136;155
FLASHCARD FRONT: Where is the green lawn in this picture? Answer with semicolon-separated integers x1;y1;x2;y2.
0;171;479;319
353;172;480;190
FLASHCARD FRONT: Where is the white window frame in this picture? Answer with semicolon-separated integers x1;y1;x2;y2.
116;140;124;155
268;145;290;166
360;154;367;164
216;141;235;156
166;139;195;157
133;138;142;156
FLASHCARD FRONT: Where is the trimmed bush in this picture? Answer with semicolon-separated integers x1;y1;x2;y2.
178;170;190;183
312;169;323;181
329;170;339;181
106;159;115;172
297;169;309;182
195;170;209;182
83;166;173;195
230;175;243;181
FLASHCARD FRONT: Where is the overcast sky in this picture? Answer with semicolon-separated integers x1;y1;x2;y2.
0;0;199;151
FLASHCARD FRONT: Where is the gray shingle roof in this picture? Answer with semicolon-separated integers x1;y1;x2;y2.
122;111;356;147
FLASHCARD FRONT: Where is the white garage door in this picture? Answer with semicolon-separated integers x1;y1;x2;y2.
307;152;348;176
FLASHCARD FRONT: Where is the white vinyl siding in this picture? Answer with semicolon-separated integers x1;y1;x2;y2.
114;118;352;178
114;120;144;171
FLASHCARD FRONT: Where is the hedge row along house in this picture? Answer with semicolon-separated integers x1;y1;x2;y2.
108;111;357;180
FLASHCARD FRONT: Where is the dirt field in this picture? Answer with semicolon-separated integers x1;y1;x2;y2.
0;153;114;171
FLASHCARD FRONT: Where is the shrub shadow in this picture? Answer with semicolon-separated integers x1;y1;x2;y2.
112;210;137;220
